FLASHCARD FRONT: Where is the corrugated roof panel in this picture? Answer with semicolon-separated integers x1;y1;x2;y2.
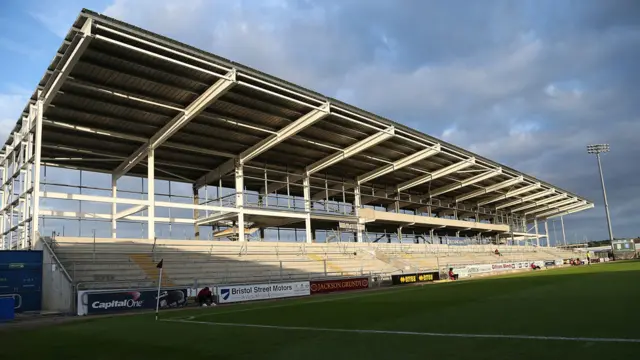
82;48;206;93
72;61;195;106
209;99;291;128
88;37;219;85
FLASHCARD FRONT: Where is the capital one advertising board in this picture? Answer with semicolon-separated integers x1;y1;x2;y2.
217;281;310;304
85;288;188;315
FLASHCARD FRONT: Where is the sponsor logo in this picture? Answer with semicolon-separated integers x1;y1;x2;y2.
217;281;311;304
221;288;230;300
310;278;369;294
91;298;144;310
392;271;439;285
86;289;188;315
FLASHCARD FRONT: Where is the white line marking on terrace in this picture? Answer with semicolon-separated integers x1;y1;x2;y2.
162;319;640;344
172;285;424;321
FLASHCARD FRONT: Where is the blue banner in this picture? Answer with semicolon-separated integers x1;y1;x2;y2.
0;251;42;313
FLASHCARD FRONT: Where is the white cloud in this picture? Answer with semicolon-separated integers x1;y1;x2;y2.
0;88;30;143
92;0;640;239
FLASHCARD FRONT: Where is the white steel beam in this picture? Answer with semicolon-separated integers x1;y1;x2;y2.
42;18;93;108
429;167;502;197
235;163;245;242
495;189;554;210
111;176;117;238
43;120;236;158
195;103;330;188
477;182;541;206
195;158;237;188
114;69;237;179
195;212;236;226
261;174;304;197
147;149;155;239
511;193;567;213
357;144;441;185
240;102;330;163
396;158;476;192
456;176;523;203
30;99;44;246
303;175;312;243
39;210;194;224
524;198;578;216
311;181;355;201
536;201;588;218
544;203;594;219
114;204;148;220
305;127;395;175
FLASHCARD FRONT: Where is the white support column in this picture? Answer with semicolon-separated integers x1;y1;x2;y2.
0;147;6;249
235;162;245;242
544;221;550;247
303;175;312;243
30;99;44;248
354;184;363;243
193;185;200;240
560;216;567;246
111;175;117;238
147;149;155;239
534;219;540;247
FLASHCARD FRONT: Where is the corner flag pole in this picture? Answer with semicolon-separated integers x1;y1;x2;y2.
155;259;164;321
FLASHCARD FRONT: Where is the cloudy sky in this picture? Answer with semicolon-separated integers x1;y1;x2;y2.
1;0;638;242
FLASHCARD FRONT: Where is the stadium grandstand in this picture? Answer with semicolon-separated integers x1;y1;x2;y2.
0;9;592;313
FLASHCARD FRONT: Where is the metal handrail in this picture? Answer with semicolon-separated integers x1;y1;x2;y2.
41;235;73;283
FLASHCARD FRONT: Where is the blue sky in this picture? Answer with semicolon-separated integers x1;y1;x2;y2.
0;0;639;242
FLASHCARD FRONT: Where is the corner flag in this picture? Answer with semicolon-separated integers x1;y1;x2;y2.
155;258;164;321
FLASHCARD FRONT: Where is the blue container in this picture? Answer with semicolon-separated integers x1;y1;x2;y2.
0;297;15;322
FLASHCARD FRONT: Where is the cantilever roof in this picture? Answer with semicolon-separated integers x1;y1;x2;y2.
2;9;593;220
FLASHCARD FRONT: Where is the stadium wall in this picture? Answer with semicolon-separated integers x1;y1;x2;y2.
36;240;74;313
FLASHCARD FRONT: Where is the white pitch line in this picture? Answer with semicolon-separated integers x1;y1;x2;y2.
172;285;424;321
162;319;640;344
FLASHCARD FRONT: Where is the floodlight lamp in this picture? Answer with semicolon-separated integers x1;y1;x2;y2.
586;144;610;154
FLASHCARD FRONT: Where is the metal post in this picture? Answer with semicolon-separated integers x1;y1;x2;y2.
544;221;550;247
30;99;44;248
595;153;614;243
560;216;567;246
235;162;245;242
193;185;199;240
354;185;363;243
263;165;268;208
147;149;155;239
111;175;117;238
552;220;557;247
534;219;539;247
303;175;312;243
286;174;291;209
587;144;614;250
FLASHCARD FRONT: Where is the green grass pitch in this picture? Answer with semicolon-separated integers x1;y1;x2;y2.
2;261;640;360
